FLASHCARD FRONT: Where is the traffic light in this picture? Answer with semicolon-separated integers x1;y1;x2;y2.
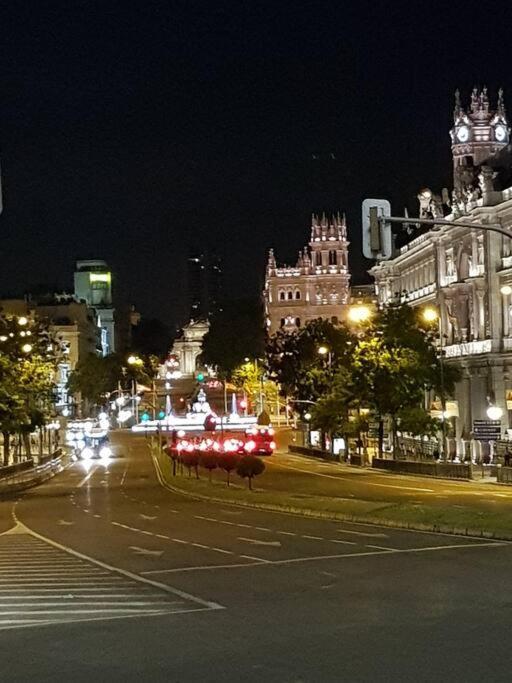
158;410;165;419
141;412;150;422
362;198;392;259
240;400;247;410
196;372;205;383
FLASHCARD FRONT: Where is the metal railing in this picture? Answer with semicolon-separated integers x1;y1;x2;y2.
0;452;65;495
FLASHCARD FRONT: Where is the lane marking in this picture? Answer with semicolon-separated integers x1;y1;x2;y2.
240;555;272;563
10;517;224;611
302;535;323;540
142;562;264;574
329;539;357;545
271;461;435;493
238;537;281;547
336;529;388;538
129;547;164;557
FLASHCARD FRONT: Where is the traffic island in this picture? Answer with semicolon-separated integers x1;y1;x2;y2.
151;445;512;541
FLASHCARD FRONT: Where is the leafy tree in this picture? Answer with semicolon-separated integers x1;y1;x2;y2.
232;361;279;414
266;318;355;403
199;452;218;482
217;453;240;486
0;315;61;465
131;318;173;358
181;450;200;478
310;368;354;451
236;455;265;490
201;298;266;378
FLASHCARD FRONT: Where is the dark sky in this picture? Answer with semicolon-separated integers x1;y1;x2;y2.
1;1;512;326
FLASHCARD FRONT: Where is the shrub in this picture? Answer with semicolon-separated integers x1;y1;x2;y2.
199;452;219;482
236;455;265;490
181;450;200;479
217;453;241;486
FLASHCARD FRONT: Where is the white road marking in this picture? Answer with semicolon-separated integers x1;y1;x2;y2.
142;561;264;574
302;535;323;540
276;531;296;537
329;539;357;546
238;537;281;547
240;554;272;563
365;544;398;551
336;529;388;538
129;547;164;557
272;461;435;493
139;514;157;521
57;520;74;526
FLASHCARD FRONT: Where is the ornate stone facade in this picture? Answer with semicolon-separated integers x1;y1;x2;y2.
264;213;351;333
372;88;512;459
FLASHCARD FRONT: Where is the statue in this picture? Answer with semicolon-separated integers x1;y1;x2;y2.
445;298;459;343
478;166;498;194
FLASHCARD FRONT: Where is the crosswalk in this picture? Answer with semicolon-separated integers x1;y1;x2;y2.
0;525;212;630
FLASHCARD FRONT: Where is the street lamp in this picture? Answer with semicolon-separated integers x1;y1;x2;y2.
500;285;512;296
422;306;447;459
318;345;332;367
21;343;32;353
487;405;503;421
348;305;371;324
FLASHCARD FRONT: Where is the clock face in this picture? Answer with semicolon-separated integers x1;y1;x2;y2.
495;124;507;142
457;126;469;142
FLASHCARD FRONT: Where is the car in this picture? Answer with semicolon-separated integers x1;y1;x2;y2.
244;426;276;455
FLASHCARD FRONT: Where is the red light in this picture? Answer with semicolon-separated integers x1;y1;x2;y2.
245;440;256;452
268;428;275;436
240;400;247;409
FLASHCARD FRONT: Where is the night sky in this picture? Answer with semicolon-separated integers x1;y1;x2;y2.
1;1;512;327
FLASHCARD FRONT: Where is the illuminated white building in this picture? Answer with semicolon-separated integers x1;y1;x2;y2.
170;319;209;376
371;87;512;458
264;212;351;333
74;259;115;355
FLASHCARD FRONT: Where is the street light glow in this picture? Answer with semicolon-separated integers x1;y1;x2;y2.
422;306;438;323
487;405;503;420
304;412;312;421
500;285;512;296
17;317;28;326
348;305;371;323
127;355;143;366
318;345;329;356
21;343;32;353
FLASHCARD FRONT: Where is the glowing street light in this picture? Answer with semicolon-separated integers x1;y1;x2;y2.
127;354;143;366
318;345;329;356
348;305;371;323
17;316;28;326
21;343;32;353
487;405;503;421
422;306;438;323
500;285;512;296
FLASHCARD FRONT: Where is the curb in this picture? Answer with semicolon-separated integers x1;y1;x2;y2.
151;449;512;543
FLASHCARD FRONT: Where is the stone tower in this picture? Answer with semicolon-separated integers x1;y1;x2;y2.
264;212;351;333
450;87;509;189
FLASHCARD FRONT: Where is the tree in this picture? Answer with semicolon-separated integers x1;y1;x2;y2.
68;353;124;407
266;318;356;403
232;360;279;415
199;451;218;482
131;318;173;358
0;315;61;465
236;455;265;490
201;298;266;378
181;450;200;478
217;453;240;486
310;368;355;452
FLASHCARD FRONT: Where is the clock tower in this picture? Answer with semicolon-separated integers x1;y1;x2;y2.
450;87;509;189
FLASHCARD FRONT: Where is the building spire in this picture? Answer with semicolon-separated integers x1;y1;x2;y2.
453;89;463;120
498;87;506;116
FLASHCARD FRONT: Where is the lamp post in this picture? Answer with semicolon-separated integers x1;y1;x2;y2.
423;306;447;460
318;345;332;368
127;355;144;423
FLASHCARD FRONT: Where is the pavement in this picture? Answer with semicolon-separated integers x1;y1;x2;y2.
1;432;512;682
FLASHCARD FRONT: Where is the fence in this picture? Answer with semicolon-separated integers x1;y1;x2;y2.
372;458;472;480
0;451;65;496
0;459;34;479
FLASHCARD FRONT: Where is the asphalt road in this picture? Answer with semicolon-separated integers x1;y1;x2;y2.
1;432;512;682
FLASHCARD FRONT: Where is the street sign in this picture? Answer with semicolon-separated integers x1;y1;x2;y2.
473;420;501;441
362;198;392;260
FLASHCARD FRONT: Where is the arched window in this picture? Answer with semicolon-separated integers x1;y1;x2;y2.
295;290;301;300
331;316;339;325
279;290;285;301
316;252;322;266
280;318;285;327
329;250;337;265
287;291;293;300
296;317;301;327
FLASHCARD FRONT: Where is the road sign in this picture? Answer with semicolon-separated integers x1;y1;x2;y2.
473;420;501;441
362;198;392;259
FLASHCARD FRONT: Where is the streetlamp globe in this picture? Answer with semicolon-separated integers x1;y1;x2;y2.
21;343;32;353
422;307;438;323
500;285;512;296
17;316;28;326
318;345;329;356
304;412;312;421
486;405;503;420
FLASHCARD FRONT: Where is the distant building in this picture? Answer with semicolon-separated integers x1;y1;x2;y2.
74;259;115;355
170;319;210;376
264;212;351;333
187;251;223;321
